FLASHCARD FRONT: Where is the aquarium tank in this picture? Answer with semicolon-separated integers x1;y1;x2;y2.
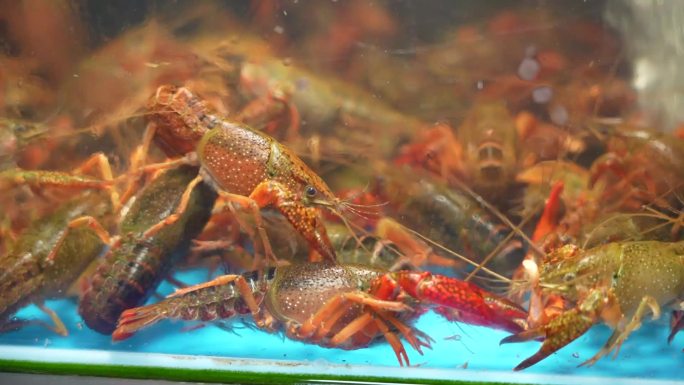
0;1;682;384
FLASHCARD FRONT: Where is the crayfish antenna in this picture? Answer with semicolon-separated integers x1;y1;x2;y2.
330;205;376;256
400;225;511;284
449;176;543;258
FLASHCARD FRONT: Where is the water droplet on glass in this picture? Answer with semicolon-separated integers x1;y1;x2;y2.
282;57;292;66
572;352;580;358
476;80;484;90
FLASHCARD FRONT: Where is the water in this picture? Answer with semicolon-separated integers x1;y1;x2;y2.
0;267;680;384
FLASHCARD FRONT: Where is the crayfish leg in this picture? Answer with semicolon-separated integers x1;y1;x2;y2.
36;301;68;336
142;174;203;238
328;311;375;348
580;295;661;367
375;217;434;268
341;292;412;312
0;317;65;335
311;301;352;341
214;189;280;267
45;215;111;264
297;291;410;341
326;310;412;367
376;310;434;354
371;315;411;367
0;169;113;197
0;152;115;198
168;274;239;298
70;152;120;210
297;295;345;338
118;123;159;205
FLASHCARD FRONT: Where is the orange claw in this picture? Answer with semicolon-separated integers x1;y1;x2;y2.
371;271;527;334
249;180;336;263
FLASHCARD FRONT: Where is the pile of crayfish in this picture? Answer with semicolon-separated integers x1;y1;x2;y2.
0;1;682;371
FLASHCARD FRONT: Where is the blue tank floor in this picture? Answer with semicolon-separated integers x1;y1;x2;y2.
0;268;681;384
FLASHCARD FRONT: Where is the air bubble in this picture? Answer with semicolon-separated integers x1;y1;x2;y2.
532;86;553;104
550;104;569;125
518;57;540;81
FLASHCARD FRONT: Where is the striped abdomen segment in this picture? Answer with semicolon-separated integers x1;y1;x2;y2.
79;241;171;334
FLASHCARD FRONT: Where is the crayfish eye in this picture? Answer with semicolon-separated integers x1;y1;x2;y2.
563;272;576;282
305;185;317;198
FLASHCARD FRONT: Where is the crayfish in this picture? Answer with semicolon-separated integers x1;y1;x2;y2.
114;261;527;366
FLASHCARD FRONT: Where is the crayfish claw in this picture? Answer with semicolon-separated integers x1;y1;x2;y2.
394;272;528;334
509;307;595;370
500;329;545;345
513;351;549;371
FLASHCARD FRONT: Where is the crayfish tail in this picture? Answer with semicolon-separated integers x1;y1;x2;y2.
112;304;166;341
